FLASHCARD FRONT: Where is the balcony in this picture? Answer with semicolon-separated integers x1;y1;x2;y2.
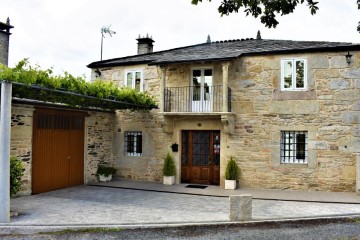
164;85;232;113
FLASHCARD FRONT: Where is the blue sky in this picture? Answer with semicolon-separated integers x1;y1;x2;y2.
2;0;359;79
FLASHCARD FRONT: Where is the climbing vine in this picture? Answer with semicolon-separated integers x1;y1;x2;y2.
0;59;157;111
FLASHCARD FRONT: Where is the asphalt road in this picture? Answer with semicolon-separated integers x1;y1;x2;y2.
2;219;360;240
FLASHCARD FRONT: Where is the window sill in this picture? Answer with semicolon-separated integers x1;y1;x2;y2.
279;163;308;168
273;88;316;100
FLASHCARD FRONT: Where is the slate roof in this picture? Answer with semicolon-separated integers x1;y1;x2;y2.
87;39;360;68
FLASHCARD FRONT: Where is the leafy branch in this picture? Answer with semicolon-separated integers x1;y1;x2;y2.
192;0;324;29
0;59;157;111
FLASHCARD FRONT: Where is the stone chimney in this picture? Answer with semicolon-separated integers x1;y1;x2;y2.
136;34;154;54
0;17;14;66
256;30;262;40
206;34;211;43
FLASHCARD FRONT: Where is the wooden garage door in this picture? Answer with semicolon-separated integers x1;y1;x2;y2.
32;109;85;194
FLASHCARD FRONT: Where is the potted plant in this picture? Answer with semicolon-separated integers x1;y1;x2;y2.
225;156;239;190
96;164;117;182
163;153;176;185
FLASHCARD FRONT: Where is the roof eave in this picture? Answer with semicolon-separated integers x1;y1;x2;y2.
87;60;154;69
242;45;360;57
148;57;236;66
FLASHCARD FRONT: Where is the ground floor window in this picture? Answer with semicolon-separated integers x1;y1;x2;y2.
125;131;142;156
280;131;308;164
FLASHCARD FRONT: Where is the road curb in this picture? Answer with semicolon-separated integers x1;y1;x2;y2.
1;214;360;235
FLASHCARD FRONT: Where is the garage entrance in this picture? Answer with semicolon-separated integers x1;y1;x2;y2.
32;108;85;194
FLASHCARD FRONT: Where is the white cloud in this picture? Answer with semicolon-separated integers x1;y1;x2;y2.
2;0;360;79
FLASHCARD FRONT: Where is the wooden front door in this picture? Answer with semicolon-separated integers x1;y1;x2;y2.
32;109;85;194
181;130;220;185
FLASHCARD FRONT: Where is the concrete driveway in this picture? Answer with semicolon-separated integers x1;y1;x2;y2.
4;185;360;227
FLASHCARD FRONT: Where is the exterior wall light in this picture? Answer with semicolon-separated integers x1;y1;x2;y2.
171;143;178;152
345;52;352;66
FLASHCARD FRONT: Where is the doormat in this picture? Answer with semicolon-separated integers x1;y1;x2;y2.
185;185;208;189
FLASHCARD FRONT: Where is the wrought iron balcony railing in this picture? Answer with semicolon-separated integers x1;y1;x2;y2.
164;85;231;113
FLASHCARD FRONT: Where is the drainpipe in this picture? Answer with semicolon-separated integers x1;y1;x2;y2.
0;81;12;223
222;62;230;112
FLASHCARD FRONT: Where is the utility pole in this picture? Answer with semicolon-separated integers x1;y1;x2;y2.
100;25;116;61
0;81;12;223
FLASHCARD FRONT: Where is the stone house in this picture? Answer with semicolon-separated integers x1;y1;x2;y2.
6;32;360;196
87;34;360;193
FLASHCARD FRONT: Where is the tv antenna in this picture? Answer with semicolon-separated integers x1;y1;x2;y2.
100;25;116;61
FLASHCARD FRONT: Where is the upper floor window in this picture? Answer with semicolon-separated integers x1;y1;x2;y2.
125;70;143;92
281;59;307;91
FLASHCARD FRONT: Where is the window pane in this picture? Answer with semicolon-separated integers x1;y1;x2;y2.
283;61;292;89
204;69;212;76
135;71;141;91
193;69;201;77
192;70;201;101
204;69;212;101
126;72;133;88
295;60;305;88
181;131;189;165
296;134;306;160
136;134;142;154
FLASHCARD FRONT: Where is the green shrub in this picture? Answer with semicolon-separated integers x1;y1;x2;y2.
163;153;176;176
10;156;23;196
96;164;117;177
225;156;239;180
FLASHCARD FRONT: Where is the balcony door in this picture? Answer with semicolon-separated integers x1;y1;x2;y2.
191;69;212;112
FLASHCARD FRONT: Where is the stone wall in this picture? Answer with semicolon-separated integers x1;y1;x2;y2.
10;105;34;196
112;109;171;182
230;52;360;191
91;65;172;182
85;111;114;183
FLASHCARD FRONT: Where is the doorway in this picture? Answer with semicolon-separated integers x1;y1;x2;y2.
181;130;220;185
191;69;213;112
32;108;85;194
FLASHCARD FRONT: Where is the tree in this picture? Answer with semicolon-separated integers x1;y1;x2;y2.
192;0;360;33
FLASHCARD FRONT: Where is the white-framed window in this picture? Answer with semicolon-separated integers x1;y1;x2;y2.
191;67;213;112
125;131;142;156
281;58;307;91
125;70;143;92
280;131;308;164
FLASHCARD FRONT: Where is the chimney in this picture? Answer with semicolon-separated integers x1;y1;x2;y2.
0;17;14;66
136;34;154;54
206;34;211;43
256;30;262;40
